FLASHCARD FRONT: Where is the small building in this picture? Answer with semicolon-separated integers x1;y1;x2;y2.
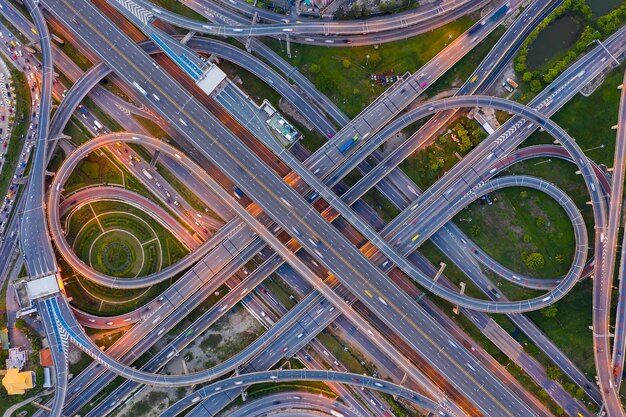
25;274;60;301
42;367;51;388
263;102;302;146
267;114;301;144
39;348;53;368
5;348;27;370
196;64;227;96
2;368;34;395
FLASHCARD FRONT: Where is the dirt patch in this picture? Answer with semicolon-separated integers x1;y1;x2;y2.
279;97;314;131
113;308;264;417
67;346;84;366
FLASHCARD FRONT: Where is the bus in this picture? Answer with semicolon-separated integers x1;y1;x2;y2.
141;169;153;180
338;134;359;154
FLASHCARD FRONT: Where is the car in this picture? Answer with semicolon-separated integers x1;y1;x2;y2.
282;346;289;352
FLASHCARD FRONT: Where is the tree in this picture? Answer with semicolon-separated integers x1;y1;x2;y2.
555;254;564;264
522;71;534;82
315;73;337;93
574;387;585;400
367;51;381;67
530;79;542;93
535;216;545;226
470;225;480;237
546;365;562;380
309;64;320;74
524;252;545;270
352;87;360;95
541;304;558;319
350;2;362;18
519;190;528;199
342;59;352;69
543;68;559;84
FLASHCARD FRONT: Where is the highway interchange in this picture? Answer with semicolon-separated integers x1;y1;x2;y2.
2;0;626;416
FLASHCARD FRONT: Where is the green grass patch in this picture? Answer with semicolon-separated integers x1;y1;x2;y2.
63;115;94;146
63;150;123;193
264;16;476;117
525;63;626;167
454;185;575;279
264;275;296;309
62;201;188;315
131;114;171;140
401;117;487;189
83;96;123;132
151;0;208;21
53;32;93;71
154;160;208;213
316;331;369;374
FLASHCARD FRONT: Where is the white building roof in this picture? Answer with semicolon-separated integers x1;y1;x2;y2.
26;275;59;300
196;64;227;95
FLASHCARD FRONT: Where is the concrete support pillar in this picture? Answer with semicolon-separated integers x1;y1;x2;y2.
150;150;160;168
452;282;465;315
181;31;196;45
433;262;446;282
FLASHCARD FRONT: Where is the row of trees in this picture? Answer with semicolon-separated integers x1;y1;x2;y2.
514;0;599;92
597;3;626;35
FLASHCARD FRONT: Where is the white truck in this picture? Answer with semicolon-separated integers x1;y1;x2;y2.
132;81;148;96
141;169;153;180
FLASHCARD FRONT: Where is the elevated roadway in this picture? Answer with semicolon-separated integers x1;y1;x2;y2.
52;132;585;416
48;0;576;296
158;368;443;417
255;94;596;313
39;294;444;417
47;57;595;313
39;2;523;409
19;0;56;278
60;186;199;250
225;392;359;417
48;136;258;288
170;0;486;47
45;139;579;415
117;0;487;40
17;3;67;417
595;70;626;415
41;2;592;412
41;11;596;414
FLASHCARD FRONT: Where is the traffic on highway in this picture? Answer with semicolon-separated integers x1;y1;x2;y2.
0;0;625;416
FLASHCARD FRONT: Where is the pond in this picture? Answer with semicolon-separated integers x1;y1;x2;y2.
526;15;582;70
586;0;623;17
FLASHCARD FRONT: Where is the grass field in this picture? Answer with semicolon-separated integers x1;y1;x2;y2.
63;150;124;193
265;16;476;117
526;63;626;167
454;184;576;279
150;0;207;21
63;115;94;146
62;201;188;315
